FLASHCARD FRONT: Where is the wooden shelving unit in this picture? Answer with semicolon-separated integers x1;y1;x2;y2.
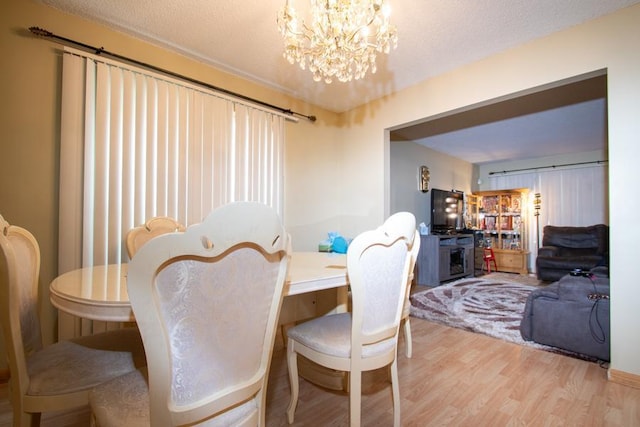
470;189;529;275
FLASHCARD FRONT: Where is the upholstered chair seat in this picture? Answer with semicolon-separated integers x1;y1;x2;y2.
26;329;142;397
90;367;259;427
0;215;145;427
287;312;396;358
520;267;610;361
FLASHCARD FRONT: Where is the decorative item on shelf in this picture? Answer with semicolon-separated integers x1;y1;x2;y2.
512;216;522;248
277;0;398;83
419;165;430;193
501;195;512;213
483;196;498;214
484;216;496;231
511;196;521;212
533;192;542;249
500;216;512;231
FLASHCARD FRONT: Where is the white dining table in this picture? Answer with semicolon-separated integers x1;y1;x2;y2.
49;251;348;323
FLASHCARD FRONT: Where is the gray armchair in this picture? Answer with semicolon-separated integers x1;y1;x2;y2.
520;267;609;361
536;224;609;282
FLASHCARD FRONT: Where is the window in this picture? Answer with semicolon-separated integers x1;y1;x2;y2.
59;47;286;270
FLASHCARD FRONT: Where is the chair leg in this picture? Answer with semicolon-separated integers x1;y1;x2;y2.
403;318;412;358
286;339;299;424
349;369;362;427
390;359;401;427
280;323;292;347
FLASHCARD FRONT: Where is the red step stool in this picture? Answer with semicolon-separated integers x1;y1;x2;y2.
482;247;497;273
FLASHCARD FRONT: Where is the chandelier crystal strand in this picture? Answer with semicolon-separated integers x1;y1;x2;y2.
277;0;398;83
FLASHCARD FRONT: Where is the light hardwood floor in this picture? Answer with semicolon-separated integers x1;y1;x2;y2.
2;317;639;426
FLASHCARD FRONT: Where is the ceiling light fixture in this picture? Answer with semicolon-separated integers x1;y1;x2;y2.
277;0;398;83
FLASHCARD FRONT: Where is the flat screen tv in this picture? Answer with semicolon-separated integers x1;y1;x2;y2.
430;189;464;234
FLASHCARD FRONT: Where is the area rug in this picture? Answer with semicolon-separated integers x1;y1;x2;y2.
409;276;598;361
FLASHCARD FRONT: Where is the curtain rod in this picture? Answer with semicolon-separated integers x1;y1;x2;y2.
489;159;608;176
29;26;316;123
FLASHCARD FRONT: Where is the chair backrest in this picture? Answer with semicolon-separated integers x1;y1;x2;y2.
125;216;186;259
408;232;420;283
127;202;290;426
0;215;44;407
378;212;419;283
542;224;609;255
347;224;412;361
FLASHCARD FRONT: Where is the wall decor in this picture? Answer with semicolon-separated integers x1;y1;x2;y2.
419;165;430;193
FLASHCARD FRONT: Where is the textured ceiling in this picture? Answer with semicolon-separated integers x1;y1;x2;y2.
37;0;637;162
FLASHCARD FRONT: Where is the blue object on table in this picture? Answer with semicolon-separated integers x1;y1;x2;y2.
332;236;348;254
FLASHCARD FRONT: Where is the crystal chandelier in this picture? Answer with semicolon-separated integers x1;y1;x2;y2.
277;0;398;83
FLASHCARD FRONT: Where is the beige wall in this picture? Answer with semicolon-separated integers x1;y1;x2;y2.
2;1;639;379
390;142;473;227
0;0;339;347
283;117;345;250
341;5;640;377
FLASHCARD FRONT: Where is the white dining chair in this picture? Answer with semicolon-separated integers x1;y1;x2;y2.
378;212;420;358
285;220;414;426
89;201;291;426
125;216;186;259
0;214;145;427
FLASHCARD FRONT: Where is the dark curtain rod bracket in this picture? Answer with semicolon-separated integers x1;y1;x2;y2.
489;160;608;176
29;26;317;123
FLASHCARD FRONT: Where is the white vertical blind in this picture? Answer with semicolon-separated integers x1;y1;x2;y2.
488;163;608;270
489;164;608;227
59;47;286;272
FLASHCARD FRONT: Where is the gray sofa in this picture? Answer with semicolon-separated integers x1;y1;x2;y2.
520;267;609;361
536;224;609;282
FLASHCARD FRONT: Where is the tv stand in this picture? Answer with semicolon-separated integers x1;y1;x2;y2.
432;229;454;235
417;234;474;286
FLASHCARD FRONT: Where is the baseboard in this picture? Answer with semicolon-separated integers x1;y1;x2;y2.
608;368;640;389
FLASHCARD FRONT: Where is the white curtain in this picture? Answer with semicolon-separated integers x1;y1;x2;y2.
59;48;285;273
488;163;608;270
